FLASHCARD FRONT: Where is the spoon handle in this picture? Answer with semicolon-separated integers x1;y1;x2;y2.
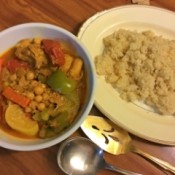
104;163;142;175
133;146;175;174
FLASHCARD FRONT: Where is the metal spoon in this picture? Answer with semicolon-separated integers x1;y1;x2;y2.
57;137;142;175
81;115;175;174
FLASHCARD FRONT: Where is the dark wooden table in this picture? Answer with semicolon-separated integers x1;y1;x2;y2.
0;0;175;175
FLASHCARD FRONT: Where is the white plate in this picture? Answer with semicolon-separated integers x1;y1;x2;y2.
78;5;175;145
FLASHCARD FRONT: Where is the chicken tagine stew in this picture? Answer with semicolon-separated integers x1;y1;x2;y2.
0;38;86;139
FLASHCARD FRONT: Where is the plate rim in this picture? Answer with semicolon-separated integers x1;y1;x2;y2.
78;4;175;39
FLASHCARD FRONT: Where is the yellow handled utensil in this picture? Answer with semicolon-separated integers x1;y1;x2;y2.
81;115;175;174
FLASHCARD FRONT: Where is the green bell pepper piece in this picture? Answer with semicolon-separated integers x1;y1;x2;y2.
46;69;76;94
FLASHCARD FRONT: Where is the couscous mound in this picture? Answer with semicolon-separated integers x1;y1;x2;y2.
95;29;175;115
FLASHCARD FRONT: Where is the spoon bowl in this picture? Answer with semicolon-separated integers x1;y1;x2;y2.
57;137;142;175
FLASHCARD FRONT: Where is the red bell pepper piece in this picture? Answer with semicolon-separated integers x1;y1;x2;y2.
6;58;29;73
42;39;65;66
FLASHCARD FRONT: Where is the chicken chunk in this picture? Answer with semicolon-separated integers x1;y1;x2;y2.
15;39;48;69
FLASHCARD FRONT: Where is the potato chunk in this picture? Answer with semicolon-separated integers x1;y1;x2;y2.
69;58;83;80
5;104;39;136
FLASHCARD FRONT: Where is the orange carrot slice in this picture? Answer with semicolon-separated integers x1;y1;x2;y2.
2;87;30;108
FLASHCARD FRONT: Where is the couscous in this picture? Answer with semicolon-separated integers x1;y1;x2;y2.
95;29;175;115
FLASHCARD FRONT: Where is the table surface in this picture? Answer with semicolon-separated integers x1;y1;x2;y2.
1;0;175;175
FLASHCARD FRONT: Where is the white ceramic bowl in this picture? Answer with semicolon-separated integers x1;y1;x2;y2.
0;23;96;151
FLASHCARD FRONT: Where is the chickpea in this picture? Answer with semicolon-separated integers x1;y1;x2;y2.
18;77;27;87
31;80;38;87
3;81;9;87
49;98;54;103
43;93;49;100
25;107;32;113
26;92;35;100
34;86;44;95
35;95;43;102
10;81;16;87
16;68;25;77
44;101;49;107
10;74;17;81
26;71;35;80
38;103;46;111
41;84;46;89
29;101;37;110
19;82;23;87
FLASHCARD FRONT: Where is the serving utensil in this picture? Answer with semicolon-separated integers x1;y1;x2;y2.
57;137;142;175
81;115;175;174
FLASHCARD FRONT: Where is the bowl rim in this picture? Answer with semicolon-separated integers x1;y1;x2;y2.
0;22;96;151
